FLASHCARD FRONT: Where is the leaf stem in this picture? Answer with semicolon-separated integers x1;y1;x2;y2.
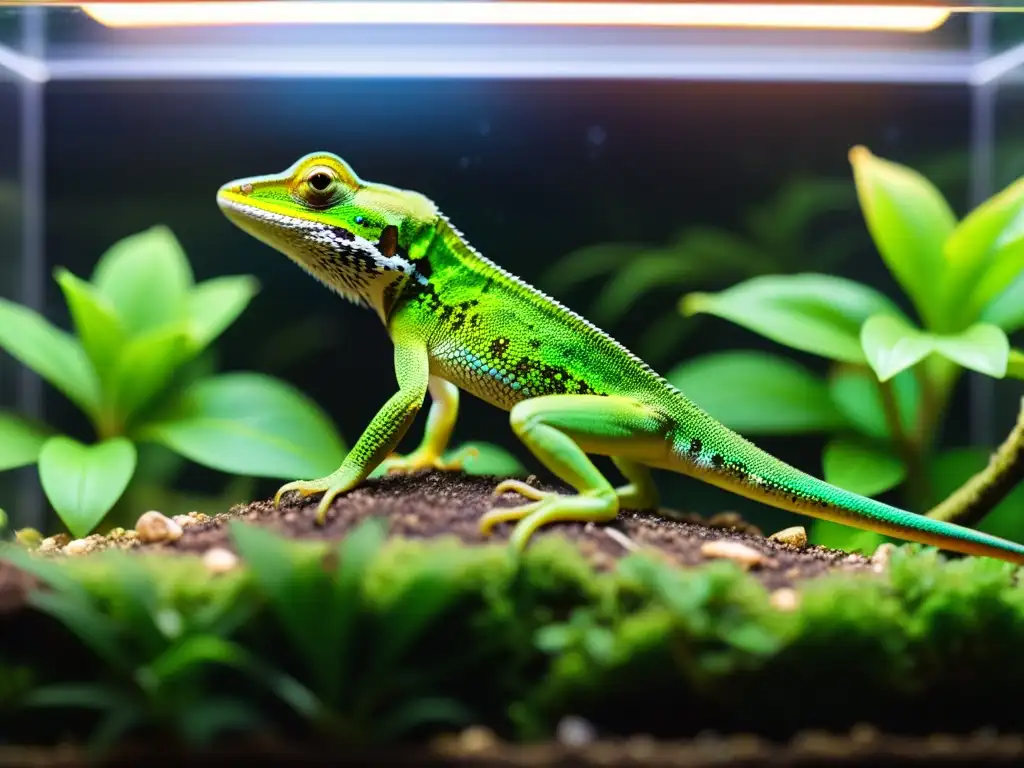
876;376;931;508
927;396;1024;527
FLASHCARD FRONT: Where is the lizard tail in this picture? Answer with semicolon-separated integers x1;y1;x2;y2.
669;409;1024;566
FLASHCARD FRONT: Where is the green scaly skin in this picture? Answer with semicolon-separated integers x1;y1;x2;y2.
217;152;1024;565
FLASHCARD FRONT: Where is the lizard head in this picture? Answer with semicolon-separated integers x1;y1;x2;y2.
217;152;437;316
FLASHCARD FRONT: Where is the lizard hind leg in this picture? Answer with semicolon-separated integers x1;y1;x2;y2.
482;394;671;550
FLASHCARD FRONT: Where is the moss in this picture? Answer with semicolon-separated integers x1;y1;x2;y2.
2;526;1024;751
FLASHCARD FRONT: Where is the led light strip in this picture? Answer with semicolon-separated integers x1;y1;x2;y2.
79;2;952;32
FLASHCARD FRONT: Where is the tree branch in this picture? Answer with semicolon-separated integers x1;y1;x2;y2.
927;397;1024;528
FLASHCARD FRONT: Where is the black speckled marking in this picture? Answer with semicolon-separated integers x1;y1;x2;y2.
689;438;702;455
710;453;724;468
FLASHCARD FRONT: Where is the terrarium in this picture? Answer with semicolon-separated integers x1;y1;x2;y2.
2;2;1024;764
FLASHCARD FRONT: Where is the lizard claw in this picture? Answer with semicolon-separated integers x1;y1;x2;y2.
274;471;358;524
380;444;480;475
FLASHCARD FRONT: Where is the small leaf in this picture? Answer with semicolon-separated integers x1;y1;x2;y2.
54;268;125;384
230;522;349;695
37;436;137;538
827;367;919;441
187;275;259;353
822;437;907;497
931;323;1009;378
91;226;193;335
980;270;1024;333
591;253;713;326
0;411;51;471
0;298;101;415
447;441;528;477
143;373;345;479
682;274;906;363
810;520;888;555
666;351;847;434
541;243;648;294
848;146;955;330
945;176;1024;323
1007;348;1024;380
860;315;934;382
110;325;192;421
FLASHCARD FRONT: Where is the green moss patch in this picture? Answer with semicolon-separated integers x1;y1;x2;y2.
2;510;1024;753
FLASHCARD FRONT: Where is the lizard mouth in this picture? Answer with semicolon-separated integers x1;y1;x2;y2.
216;192;405;307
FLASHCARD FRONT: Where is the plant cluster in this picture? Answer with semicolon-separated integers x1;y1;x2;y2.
0;227;524;539
662;148;1024;550
3;524;1024;753
542;176;859;365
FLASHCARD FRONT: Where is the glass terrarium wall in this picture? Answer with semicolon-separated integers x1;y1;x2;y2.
1;2;1023;534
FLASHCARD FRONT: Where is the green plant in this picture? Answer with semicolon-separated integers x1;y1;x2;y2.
541;176;859;364
668;147;1024;549
1;546;264;752
0;226;348;537
6;525;1024;751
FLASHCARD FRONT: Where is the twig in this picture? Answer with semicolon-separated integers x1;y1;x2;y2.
927;397;1024;528
603;527;639;553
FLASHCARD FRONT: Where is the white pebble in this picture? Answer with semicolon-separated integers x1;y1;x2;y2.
135;511;183;543
203;547;239;574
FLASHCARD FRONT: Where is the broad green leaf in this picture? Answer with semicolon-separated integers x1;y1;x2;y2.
980;270;1024;333
860;314;934;382
91;226;193;335
848;146;955;330
931;323;1008;378
666;351;847;434
38;437;137;538
1007;348;1024;380
110;325;192;422
822;436;906;497
143;373;345;479
683;274;906;363
944;176;1024;324
54;268;125;383
187;275;259;353
0;298;100;415
0;412;50;471
827;367;919;441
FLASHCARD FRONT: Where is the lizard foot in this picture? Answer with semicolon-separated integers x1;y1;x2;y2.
274;470;359;525
480;488;618;551
379;444;480;475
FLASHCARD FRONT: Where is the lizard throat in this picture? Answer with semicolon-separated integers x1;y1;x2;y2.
218;196;416;312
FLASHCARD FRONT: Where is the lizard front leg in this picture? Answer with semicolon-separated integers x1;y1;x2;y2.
480;394;671;550
275;334;429;523
377;376;478;475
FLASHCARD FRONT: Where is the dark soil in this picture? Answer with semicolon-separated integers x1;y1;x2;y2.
0;471;874;616
2;728;1023;767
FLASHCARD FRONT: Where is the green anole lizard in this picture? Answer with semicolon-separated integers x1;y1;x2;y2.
217;152;1024;565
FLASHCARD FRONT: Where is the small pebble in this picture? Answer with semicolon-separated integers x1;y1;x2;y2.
38;534;70;552
456;725;497;753
172;515;195;528
203;547;239;574
700;540;774;568
557;715;597;747
770;587;800;612
769;526;808;548
63;538;91;556
871;543;896;572
135;511;183;543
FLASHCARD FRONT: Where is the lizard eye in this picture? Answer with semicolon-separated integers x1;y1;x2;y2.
307;169;334;192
